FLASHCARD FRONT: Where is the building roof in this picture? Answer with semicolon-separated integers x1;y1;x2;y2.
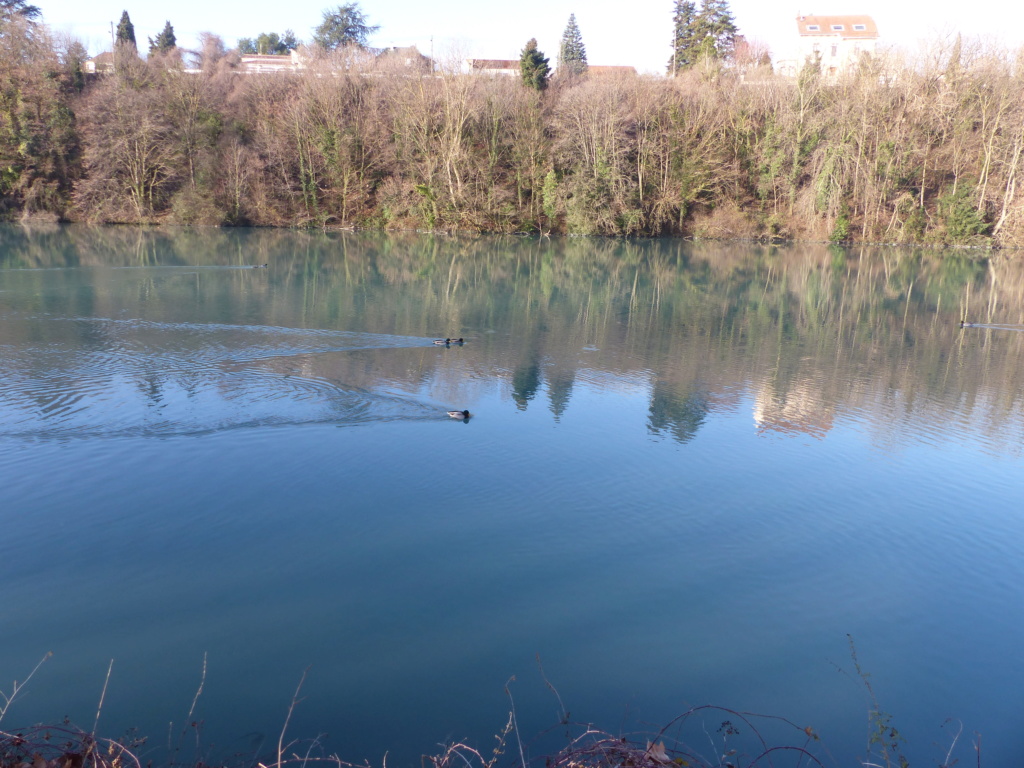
796;15;878;39
469;59;519;71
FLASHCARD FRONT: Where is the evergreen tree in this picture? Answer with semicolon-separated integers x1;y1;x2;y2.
258;33;283;54
519;38;549;90
558;13;587;77
0;0;41;23
244;31;299;54
667;0;698;74
115;10;136;48
312;3;378;50
693;0;737;60
148;20;176;55
238;29;300;54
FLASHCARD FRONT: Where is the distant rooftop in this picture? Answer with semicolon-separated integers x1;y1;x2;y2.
469;59;519;71
796;15;879;39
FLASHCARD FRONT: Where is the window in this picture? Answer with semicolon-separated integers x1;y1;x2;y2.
853;24;866;31
806;24;820;31
831;24;845;31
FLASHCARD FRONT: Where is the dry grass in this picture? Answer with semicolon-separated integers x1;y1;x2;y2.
1;704;826;768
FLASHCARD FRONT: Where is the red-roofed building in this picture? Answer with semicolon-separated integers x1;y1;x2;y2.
84;51;115;74
777;14;880;78
467;59;520;77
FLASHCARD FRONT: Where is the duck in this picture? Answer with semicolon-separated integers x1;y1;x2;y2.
433;338;452;345
960;320;975;328
252;263;268;269
450;337;465;344
447;409;471;419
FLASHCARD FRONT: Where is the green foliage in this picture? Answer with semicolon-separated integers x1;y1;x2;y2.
115;10;135;48
939;185;989;243
520;38;549;90
148;21;176;55
829;212;850;243
669;0;736;73
313;3;378;50
415;183;438;228
667;0;698;74
542;169;558;221
558;14;587;77
693;0;737;61
0;0;39;23
903;205;926;241
239;30;299;55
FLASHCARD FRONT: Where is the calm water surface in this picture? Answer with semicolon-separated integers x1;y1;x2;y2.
1;226;1023;766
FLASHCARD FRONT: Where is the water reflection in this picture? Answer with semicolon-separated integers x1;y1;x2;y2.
2;225;1023;452
3;225;1024;768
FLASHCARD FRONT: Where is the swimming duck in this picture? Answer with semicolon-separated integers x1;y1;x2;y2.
433;338;452;345
960;321;974;328
450;337;465;344
252;263;268;269
447;409;471;419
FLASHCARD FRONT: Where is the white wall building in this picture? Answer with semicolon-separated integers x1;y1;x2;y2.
776;14;879;78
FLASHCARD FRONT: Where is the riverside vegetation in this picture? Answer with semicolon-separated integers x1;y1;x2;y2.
0;650;974;768
4;18;1024;245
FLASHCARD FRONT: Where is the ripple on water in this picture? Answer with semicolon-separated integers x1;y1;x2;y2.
0;318;445;440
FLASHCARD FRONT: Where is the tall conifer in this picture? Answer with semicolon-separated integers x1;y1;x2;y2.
148;20;176;55
115;10;136;48
694;0;737;60
519;38;550;90
558;14;587;77
667;0;698;74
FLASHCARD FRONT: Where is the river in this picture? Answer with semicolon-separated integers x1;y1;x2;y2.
1;225;1022;767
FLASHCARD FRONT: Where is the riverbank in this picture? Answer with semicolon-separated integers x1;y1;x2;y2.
0;699;974;768
4;22;1024;246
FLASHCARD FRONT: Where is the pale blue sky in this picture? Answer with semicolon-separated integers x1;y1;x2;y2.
38;0;1022;74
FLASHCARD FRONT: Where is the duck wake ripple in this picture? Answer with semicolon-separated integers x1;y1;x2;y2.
0;315;444;440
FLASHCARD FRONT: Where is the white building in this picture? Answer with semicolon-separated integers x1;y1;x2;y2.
776;14;879;78
238;49;306;74
467;59;520;77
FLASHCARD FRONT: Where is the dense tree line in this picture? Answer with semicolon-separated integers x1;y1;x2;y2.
668;0;737;74
6;21;1024;246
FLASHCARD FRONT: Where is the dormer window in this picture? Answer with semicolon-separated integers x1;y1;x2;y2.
806;24;820;31
852;24;866;30
831;24;845;31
